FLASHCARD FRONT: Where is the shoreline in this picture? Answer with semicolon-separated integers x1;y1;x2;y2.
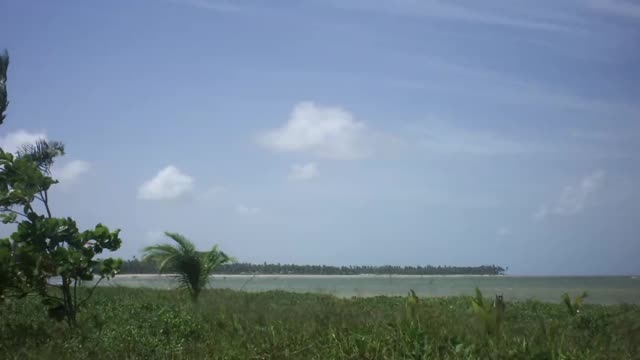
116;274;504;279
114;274;636;279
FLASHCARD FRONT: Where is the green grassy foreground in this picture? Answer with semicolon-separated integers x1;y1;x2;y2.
1;288;639;359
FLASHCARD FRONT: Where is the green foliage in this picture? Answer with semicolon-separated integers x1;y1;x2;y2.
16;139;65;174
405;288;420;325
1;287;638;359
470;288;506;337
562;291;588;316
0;144;123;325
0;151;56;209
143;232;234;301
0;50;123;326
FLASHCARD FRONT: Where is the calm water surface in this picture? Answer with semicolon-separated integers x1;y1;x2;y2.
99;275;640;304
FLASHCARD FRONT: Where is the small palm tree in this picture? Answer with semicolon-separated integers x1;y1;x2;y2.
143;232;234;301
16;139;65;174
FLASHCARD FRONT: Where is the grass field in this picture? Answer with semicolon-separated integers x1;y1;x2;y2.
1;287;639;359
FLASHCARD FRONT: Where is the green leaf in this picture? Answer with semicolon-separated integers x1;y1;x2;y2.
0;212;16;224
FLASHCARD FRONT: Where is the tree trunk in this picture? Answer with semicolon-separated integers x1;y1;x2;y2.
61;276;76;327
191;287;200;302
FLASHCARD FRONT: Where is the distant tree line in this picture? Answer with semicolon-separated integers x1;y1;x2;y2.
119;258;506;275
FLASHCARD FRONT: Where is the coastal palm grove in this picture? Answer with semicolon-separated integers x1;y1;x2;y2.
119;259;506;276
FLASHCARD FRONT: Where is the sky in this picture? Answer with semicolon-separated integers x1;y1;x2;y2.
1;0;639;275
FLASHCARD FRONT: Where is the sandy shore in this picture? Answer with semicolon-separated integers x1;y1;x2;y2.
116;274;505;279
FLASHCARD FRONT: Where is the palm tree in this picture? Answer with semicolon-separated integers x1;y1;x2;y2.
16;139;65;174
14;139;65;218
143;232;234;301
1;49;9;125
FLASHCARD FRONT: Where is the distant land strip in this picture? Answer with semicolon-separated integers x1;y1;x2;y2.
118;260;506;275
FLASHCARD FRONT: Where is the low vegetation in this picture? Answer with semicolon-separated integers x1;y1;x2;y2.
1;287;639;359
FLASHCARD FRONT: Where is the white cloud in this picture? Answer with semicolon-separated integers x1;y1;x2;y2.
0;131;90;185
0;130;47;154
235;204;260;215
325;0;574;32
52;160;91;183
288;162;319;181
411;122;541;156
138;165;195;200
535;170;605;220
258;101;369;160
418;130;528;156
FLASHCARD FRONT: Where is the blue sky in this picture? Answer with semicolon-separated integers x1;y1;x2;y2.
1;0;639;275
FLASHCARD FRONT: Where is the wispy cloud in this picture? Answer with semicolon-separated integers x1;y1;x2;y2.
165;0;243;12
535;170;605;220
235;204;260;215
469;51;639;115
288;162;319;181
568;129;640;159
588;0;640;19
407;120;544;156
322;0;577;32
390;55;640;118
417;127;536;156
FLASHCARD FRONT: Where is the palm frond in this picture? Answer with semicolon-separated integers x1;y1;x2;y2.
16;139;65;174
142;232;234;301
0;50;8;80
157;254;180;273
163;232;196;254
0;49;8;125
142;244;181;273
143;244;181;257
202;247;235;275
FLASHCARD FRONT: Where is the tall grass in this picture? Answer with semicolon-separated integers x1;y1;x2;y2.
1;287;638;359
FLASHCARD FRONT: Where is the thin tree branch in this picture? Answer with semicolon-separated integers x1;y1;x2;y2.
73;278;78;313
78;277;104;308
41;190;52;218
240;275;256;291
0;207;28;219
40;293;64;302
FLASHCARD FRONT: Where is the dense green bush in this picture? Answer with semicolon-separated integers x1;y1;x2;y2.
1;287;638;359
